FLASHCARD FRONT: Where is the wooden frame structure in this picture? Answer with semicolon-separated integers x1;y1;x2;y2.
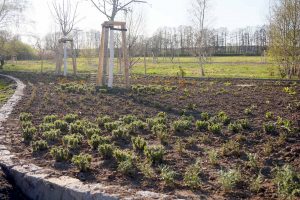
58;38;77;76
97;21;130;88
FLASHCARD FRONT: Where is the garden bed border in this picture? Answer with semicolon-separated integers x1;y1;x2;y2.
0;74;175;200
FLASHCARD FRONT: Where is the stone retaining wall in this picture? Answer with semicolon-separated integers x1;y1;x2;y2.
0;74;175;200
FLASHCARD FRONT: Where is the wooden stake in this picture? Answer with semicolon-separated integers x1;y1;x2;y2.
97;26;106;86
121;24;130;88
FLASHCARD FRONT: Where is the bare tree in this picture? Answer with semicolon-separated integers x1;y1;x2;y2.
0;0;27;28
124;8;144;70
190;0;210;76
51;0;79;76
89;0;146;21
89;0;147;85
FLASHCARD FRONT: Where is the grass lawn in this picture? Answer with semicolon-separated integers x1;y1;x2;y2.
1;56;284;79
0;77;15;106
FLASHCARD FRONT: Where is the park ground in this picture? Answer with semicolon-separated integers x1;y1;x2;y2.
1;56;292;79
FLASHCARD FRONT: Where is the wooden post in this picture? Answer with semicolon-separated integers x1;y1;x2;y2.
121;24;130;88
97;26;106;86
71;41;77;76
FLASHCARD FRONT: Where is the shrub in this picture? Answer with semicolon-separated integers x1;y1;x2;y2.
157;112;167;118
218;169;242;191
250;174;263;193
273;165;300;199
208;123;222;134
85;128;101;139
265;111;274;119
200;112;210;121
144;145;164;164
71;153;92;172
237;119;250;129
120;114;138;124
63;114;79;123
244;108;253;115
112;127;129;140
159;165;176;186
263;122;277;134
228;122;242;133
151;124;167;135
43;115;58;123
151;124;168;144
126;120;147;133
247;153;258;169
138;161;155;178
146;114;167;128
132;136;147;151
39;123;56;132
32;140;48;152
21;121;33;129
184;159;202;188
96;115;112;127
172;119;191;132
104;121;122;132
218;111;231;125
69;121;85;134
88;134;109;149
283;87;297;95
22;126;37;141
117;159;135;175
221;140;241;157
195;120;209;131
50;147;69;162
54;120;68;132
19;112;33;122
98;144;114;159
207;149;218;165
175;139;185;154
42;129;61;141
113;149;133;163
277;118;293;133
63;134;83;149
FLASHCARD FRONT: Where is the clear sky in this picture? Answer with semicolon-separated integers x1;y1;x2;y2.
22;0;270;41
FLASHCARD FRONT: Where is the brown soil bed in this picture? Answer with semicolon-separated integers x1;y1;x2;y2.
2;72;300;199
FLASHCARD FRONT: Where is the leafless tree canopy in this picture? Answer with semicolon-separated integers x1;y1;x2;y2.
89;0;147;20
0;0;27;28
51;0;79;37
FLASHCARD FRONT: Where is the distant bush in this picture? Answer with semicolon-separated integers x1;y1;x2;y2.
22;126;37;141
132;136;147;151
42;129;61;141
71;153;92;172
63;114;78;124
32;140;48;152
144;145;164;164
43;115;58;123
50;147;69;162
218;169;242;191
98;144;114;159
19;112;33;122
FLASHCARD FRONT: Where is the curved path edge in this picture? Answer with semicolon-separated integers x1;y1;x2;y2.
0;74;175;200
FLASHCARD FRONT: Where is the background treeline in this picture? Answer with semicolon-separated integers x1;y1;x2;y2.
40;25;268;61
0;31;36;60
0;25;269;61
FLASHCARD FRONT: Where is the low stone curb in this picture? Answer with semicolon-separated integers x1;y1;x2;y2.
0;74;176;200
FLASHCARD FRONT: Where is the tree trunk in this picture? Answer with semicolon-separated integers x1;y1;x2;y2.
63;42;68;76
